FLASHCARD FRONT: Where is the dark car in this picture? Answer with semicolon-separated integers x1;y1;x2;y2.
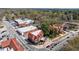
1;30;6;34
16;31;22;35
46;43;58;48
67;37;69;38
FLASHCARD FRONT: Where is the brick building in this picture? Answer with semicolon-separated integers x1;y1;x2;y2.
28;30;44;43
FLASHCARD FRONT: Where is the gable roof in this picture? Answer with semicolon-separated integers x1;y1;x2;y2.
1;40;11;48
31;30;42;36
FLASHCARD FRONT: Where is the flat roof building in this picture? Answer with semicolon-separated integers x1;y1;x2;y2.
15;19;27;27
24;18;34;24
15;18;34;27
17;25;37;36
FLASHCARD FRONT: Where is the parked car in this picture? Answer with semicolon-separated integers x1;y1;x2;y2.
46;43;57;48
0;25;4;28
0;34;2;40
1;30;6;34
16;31;22;35
66;37;69;38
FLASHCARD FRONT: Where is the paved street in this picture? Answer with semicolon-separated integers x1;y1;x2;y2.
50;30;79;51
3;19;49;51
2;16;79;51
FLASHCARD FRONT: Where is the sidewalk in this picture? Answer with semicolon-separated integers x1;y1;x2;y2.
32;32;67;49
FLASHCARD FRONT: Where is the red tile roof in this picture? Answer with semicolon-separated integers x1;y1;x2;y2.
1;38;24;51
1;40;11;48
10;38;24;51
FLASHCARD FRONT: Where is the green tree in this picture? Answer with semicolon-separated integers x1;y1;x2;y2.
41;21;50;37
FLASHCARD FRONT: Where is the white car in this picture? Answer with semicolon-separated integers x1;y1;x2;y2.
0;33;3;40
